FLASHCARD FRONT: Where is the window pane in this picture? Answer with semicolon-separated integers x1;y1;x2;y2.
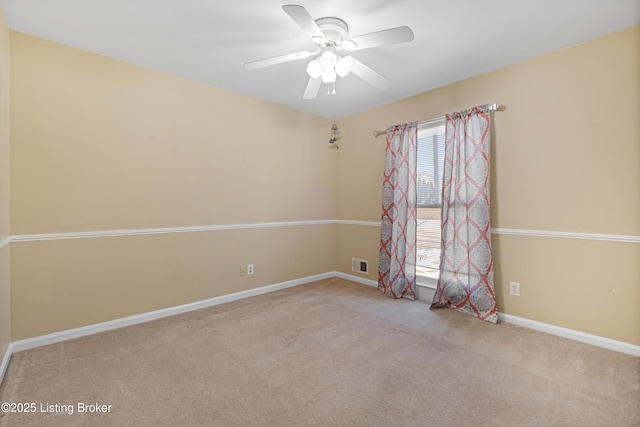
416;120;445;277
417;207;441;270
417;129;445;208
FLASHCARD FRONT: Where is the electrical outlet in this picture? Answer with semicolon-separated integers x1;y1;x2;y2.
509;281;520;296
240;265;247;276
247;264;254;275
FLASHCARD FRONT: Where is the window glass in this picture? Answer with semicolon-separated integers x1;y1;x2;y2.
416;119;445;284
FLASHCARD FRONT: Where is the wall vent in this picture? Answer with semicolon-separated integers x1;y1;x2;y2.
351;258;369;274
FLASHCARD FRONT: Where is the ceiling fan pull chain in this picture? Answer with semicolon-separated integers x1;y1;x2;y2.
326;82;336;96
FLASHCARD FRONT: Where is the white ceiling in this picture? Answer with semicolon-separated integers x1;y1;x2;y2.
1;0;639;119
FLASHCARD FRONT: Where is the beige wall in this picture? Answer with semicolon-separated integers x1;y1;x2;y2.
336;26;640;345
10;32;336;340
0;10;10;363
10;226;335;339
11;33;335;234
5;25;640;347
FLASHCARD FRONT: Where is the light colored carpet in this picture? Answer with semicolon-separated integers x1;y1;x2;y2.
1;278;638;426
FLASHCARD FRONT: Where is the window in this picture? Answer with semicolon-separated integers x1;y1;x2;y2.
416;118;445;287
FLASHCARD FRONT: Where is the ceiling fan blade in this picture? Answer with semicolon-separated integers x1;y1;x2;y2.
282;5;326;42
244;50;314;70
303;77;322;99
344;26;414;51
350;58;391;90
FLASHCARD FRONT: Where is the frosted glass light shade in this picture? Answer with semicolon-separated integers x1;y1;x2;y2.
321;68;337;83
306;60;322;79
319;50;337;68
335;56;355;77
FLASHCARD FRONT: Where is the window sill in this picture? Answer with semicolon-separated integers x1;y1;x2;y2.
416;269;438;290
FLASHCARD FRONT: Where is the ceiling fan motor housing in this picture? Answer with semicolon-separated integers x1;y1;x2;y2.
315;17;349;46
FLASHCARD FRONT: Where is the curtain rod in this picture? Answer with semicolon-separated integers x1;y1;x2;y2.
372;103;502;137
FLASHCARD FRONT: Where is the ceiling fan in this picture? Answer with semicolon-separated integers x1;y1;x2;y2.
243;4;414;99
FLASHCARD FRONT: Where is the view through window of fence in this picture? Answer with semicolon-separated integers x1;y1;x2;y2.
416;119;445;281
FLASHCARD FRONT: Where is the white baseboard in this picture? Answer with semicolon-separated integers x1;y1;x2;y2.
10;272;334;354
498;313;640;357
334;271;377;288
2;272;637;387
0;343;12;384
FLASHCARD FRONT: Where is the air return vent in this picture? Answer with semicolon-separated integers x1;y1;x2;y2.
351;258;369;274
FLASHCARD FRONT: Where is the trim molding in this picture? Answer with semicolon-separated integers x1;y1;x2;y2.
10;220;335;243
8;222;639;245
335;220;380;227
0;343;12;385
10;272;334;354
335;271;378;288
492;228;640;244
498;313;640;357
335;221;640;244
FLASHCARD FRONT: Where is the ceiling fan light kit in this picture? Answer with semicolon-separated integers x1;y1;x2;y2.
335;56;355;77
319;49;337;69
243;4;414;100
321;68;337;84
305;48;354;84
306;60;322;79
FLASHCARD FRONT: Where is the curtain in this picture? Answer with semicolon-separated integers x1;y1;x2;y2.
378;122;418;300
431;106;498;323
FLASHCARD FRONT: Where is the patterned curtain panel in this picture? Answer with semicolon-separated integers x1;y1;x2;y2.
378;123;418;300
431;106;498;323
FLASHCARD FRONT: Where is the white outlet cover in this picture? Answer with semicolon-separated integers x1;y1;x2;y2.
509;281;520;296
